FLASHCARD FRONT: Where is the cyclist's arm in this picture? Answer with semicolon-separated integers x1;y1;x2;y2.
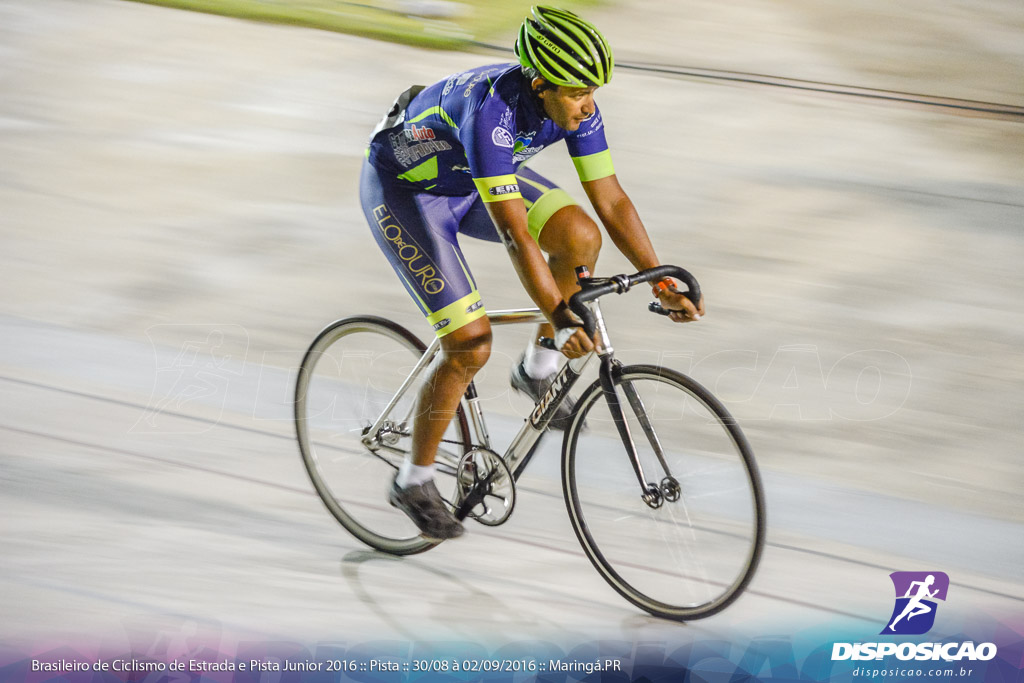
567;106;642;261
485;199;562;315
582;174;658;271
566;106;702;321
484;198;594;357
583;175;704;321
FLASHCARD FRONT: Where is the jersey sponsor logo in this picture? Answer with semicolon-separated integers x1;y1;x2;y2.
389;130;452;167
463;67;498;98
442;71;471;96
465;300;483;314
406;124;435;141
432;318;451;331
513;146;543;162
488;183;519;196
577;112;604;138
499;106;513;131
512;133;542;162
371;204;447;295
491;126;514;148
451;164;471;174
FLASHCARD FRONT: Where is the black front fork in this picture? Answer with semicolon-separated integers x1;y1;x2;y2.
599;356;678;509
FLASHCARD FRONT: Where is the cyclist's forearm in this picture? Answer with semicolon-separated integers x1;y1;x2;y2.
485;200;566;320
507;235;565;317
601;194;661;271
585;175;661;271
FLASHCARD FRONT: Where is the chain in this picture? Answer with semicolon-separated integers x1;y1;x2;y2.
373;422;484;450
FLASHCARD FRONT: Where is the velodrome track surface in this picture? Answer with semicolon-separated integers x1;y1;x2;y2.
1;0;1022;651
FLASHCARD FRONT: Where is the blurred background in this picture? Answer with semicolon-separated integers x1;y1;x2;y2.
1;0;1022;650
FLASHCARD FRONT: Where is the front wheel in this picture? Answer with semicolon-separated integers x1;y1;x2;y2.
562;363;765;620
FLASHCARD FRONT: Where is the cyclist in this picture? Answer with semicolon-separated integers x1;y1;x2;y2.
359;5;705;540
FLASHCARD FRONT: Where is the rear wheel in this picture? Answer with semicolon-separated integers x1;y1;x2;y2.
562;363;765;619
295;316;472;555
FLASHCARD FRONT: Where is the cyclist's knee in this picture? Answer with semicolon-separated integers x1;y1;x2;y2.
440;318;492;373
574;217;602;259
542;206;602;260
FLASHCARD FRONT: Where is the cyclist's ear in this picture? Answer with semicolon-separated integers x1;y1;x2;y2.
531;77;554;96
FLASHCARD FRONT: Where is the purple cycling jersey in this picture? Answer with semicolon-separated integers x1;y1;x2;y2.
367;63;615;201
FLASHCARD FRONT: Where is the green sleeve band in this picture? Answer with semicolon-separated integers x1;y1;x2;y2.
572;150;615;182
473;175;522;203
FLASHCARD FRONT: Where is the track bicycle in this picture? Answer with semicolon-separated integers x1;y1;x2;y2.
294;265;766;620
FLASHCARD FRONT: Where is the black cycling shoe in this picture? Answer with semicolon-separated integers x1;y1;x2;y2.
388;477;464;541
510;355;577;431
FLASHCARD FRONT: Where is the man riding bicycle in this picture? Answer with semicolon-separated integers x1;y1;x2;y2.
359;5;705;540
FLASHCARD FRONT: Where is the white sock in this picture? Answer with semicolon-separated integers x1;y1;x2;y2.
396;459;434;489
523;342;560;380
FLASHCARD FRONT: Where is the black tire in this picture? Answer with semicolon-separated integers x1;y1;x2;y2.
295;316;472;555
562;363;765;619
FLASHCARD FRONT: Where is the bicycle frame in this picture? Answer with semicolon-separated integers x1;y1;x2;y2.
359;306;594;485
358;263;704;511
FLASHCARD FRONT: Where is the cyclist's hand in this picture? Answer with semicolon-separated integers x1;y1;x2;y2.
550;305;596;358
659;289;705;323
553;326;595;359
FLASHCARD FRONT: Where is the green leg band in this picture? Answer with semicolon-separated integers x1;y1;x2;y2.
526;188;577;243
426;291;486;338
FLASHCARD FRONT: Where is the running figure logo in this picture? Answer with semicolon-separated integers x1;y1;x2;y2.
881;571;949;635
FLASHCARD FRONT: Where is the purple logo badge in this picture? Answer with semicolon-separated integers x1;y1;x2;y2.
881;571;949;635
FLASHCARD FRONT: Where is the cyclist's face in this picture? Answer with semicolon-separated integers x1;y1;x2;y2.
536;81;598;131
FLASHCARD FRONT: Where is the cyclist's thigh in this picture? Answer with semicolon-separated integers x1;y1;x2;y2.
457;167;580;245
359;160;486;338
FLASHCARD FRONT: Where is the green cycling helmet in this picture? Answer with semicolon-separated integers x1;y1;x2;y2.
514;5;614;88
